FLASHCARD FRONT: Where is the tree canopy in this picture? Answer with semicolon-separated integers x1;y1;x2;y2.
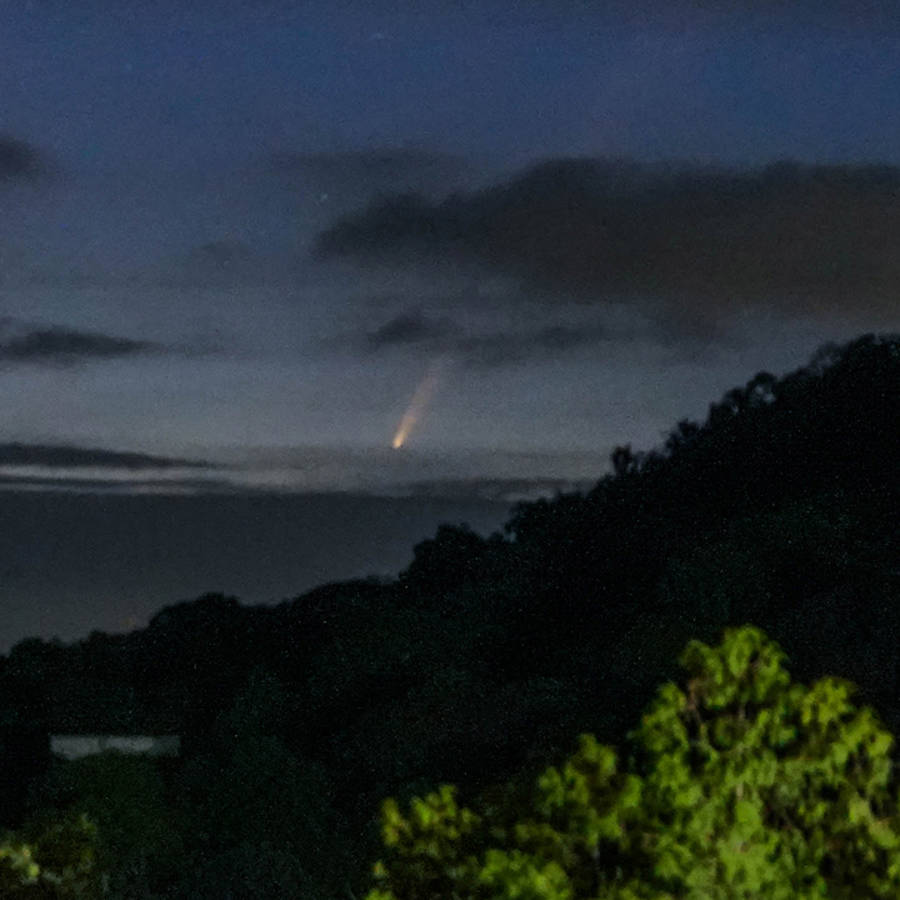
368;625;900;898
0;812;99;897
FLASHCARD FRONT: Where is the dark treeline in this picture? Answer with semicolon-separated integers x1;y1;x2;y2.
0;332;898;897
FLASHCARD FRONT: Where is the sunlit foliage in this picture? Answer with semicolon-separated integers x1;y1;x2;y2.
0;812;99;897
367;625;900;898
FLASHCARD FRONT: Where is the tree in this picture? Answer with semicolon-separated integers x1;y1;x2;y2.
174;670;340;899
0;812;100;897
400;524;492;595
27;754;182;898
366;625;900;898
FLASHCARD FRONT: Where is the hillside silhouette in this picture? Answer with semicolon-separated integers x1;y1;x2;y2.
0;331;897;897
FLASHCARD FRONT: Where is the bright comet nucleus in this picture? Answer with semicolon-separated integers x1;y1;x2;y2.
391;363;444;449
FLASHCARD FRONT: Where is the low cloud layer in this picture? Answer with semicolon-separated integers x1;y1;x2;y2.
0;319;160;366
0;441;606;500
0;443;210;469
367;311;461;350
313;158;900;320
338;308;617;367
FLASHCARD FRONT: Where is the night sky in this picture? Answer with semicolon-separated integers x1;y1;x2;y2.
1;0;899;642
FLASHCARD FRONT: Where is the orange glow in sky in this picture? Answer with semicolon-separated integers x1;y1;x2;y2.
391;364;442;449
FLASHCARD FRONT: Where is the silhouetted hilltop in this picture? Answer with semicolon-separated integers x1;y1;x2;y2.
507;332;898;615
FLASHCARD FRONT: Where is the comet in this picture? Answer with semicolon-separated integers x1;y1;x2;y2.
391;362;443;449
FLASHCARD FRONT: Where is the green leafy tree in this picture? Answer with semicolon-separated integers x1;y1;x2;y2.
367;625;900;898
1;811;100;897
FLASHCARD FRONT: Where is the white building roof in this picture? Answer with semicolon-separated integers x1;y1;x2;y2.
49;735;180;760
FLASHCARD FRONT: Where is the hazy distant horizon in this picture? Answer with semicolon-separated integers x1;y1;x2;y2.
0;441;602;652
0;487;515;653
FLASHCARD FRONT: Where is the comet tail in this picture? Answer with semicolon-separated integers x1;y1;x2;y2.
391;366;441;449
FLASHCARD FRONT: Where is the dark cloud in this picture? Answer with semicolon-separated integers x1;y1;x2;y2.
0;473;232;494
0;443;211;469
455;323;613;367
347;309;613;366
313;158;900;318
0;135;44;182
0;320;159;365
366;311;461;349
